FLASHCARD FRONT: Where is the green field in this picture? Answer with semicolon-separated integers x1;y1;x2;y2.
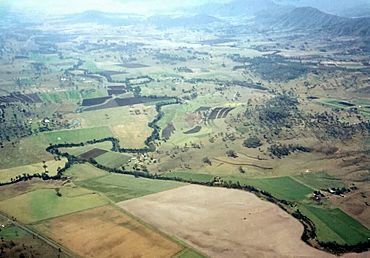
299;205;370;245
59;141;113;156
0;187;108;224
64;164;108;181
76;173;186;202
0;136;53;169
0;225;28;239
163;171;215;183
225;176;313;201
39;90;81;103
94;151;132;168
176;248;205;258
43;127;113;144
293;172;345;190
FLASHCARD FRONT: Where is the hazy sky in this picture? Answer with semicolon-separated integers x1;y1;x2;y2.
0;0;229;15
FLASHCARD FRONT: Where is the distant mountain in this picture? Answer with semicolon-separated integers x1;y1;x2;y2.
147;15;221;29
273;0;370;17
270;7;370;37
274;7;346;30
61;11;141;26
196;0;279;17
338;4;370;18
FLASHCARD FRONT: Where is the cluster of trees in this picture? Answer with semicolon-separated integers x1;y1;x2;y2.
256;92;299;127
243;136;262;148
268;143;311;158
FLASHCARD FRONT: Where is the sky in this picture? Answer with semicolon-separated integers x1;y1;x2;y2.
0;0;229;15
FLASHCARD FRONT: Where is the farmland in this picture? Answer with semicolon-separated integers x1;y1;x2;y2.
299;205;370;245
1;1;370;257
120;185;331;257
0;187;109;223
33;205;183;258
0;158;67;184
76;173;186;202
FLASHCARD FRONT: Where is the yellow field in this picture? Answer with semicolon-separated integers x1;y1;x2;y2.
0;158;68;184
34;205;183;258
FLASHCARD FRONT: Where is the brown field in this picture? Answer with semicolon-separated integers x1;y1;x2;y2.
34;205;182;258
119;185;333;258
78;148;108;160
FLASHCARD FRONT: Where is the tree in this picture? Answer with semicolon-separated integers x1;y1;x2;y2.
202;157;212;166
243;136;262;148
239;166;246;173
226;150;238;158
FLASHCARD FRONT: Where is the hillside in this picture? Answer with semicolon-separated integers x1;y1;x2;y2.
271;7;370;36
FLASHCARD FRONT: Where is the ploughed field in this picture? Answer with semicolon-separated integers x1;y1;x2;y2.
119;185;332;258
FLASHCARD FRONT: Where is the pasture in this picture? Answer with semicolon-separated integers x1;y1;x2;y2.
76;173;186;202
43;126;113;144
64;164;107;181
225;176;313;201
0;158;68;184
120;185;330;258
299;205;370;245
0;136;54;169
163;171;214;183
94;151;132;168
76;105;156;148
293;172;345;190
59;141;113;156
0;187;108;224
33;205;182;258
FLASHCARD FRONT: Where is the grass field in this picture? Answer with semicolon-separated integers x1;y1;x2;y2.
94;151;132;168
0;225;28;239
299;205;370;245
59;141;113;156
0;158;68;184
39;90;80;103
293;172;345;190
225;176;313;201
0;136;54;169
64;164;108;181
0;187;108;224
43;126;113;144
76;173;186;202
77;105;156;148
163;171;215;183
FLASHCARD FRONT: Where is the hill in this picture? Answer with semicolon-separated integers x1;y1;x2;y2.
61;11;140;26
271;7;370;36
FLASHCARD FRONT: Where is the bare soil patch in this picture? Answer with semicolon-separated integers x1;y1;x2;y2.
78;148;108;160
119;185;333;258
